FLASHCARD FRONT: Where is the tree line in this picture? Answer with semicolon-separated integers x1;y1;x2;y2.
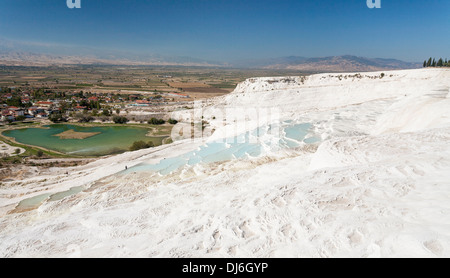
423;57;450;67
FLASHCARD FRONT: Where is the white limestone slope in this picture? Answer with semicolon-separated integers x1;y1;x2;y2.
0;68;449;258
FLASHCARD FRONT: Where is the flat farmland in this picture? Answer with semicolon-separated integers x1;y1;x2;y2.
168;82;210;88
0;65;309;99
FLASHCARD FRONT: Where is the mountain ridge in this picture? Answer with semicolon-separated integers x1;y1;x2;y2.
0;38;420;71
235;55;421;72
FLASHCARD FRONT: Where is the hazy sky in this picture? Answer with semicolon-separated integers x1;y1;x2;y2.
0;0;449;62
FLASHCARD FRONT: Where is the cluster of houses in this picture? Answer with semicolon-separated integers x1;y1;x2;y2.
1;101;60;122
167;92;190;99
0;98;116;122
127;92;190;107
1;89;191;122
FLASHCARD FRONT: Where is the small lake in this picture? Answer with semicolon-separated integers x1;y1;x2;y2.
2;124;166;156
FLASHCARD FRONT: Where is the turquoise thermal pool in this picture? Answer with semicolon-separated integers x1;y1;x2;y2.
123;122;320;175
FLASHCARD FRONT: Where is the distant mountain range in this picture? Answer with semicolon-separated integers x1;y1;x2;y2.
0;38;224;67
0;50;224;67
234;55;421;72
0;39;420;71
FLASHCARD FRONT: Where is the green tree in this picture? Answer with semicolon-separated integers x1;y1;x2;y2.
79;100;89;108
423;60;427;68
168;118;178;125
102;109;111;117
49;113;66;123
78;115;94;123
113;116;129;124
15;115;26;122
432;58;436;67
6;97;22;107
437;58;443;67
59;102;69;114
1;87;12;94
129;140;154;151
89;101;100;110
427;57;432;67
148;118;165;125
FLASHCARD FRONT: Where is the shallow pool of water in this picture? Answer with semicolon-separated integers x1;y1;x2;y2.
123;122;319;176
48;186;85;202
13;185;87;213
15;193;52;211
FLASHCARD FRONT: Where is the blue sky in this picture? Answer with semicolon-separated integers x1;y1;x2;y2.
0;0;449;62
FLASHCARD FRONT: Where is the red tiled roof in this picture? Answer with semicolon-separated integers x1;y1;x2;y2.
136;100;150;104
170;93;189;97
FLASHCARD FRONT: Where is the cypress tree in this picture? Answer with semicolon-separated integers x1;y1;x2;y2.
432;58;436;67
437;58;443;67
423;60;427;68
427;57;432;67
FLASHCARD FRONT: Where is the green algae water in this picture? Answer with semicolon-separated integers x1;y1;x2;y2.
3;124;166;156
